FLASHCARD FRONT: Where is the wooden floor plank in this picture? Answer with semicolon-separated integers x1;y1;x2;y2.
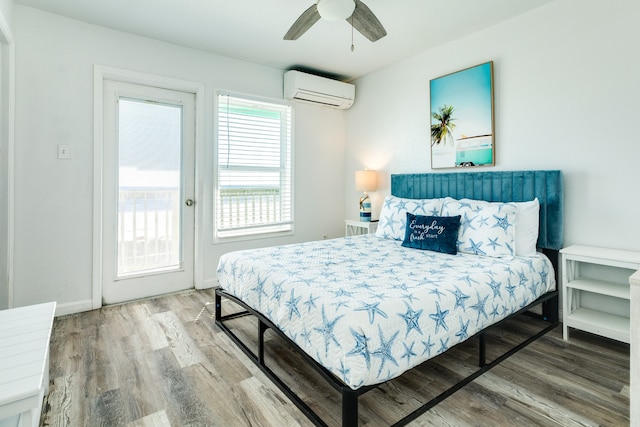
41;289;630;427
130;303;169;351
127;410;172;427
236;376;312;427
41;374;81;427
152;311;207;368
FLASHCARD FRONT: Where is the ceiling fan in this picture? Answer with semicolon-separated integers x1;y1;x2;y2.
284;0;387;42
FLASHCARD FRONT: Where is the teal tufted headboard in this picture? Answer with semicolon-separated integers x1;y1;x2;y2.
390;170;564;250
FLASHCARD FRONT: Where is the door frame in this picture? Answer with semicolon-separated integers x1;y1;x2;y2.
93;65;206;309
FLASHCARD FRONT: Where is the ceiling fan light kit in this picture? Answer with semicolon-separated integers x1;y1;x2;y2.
317;0;355;21
284;0;387;43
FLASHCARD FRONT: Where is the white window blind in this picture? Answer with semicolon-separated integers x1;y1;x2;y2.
216;93;293;238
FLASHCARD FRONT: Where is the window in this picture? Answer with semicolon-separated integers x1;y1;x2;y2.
215;92;293;239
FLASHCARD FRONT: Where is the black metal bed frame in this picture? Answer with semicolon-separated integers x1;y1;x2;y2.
214;249;560;427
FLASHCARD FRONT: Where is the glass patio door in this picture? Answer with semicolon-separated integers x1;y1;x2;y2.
102;80;195;304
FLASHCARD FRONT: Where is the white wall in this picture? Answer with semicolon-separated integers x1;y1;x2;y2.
346;0;640;253
13;6;346;313
0;0;11;28
0;0;13;309
0;41;7;310
0;35;5;310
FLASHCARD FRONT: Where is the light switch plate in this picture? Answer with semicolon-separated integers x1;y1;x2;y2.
58;145;71;159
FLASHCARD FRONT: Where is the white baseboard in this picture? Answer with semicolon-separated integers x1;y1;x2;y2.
54;282;219;317
55;299;94;317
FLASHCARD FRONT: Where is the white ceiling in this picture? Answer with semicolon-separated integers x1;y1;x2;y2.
15;0;554;80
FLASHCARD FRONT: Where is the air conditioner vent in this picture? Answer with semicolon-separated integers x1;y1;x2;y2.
284;70;355;109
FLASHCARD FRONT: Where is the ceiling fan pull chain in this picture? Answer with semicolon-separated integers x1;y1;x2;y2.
351;13;355;51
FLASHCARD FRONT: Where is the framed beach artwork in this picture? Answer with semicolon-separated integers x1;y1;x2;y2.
430;61;495;169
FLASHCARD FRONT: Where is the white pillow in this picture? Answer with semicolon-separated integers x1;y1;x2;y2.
375;196;444;240
513;198;540;257
441;197;517;258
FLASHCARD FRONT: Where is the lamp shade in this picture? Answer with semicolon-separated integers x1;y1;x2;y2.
355;170;377;192
317;0;356;21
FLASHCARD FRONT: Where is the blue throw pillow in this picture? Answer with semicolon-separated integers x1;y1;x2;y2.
401;213;461;255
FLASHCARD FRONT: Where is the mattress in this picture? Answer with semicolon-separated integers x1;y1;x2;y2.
216;234;555;389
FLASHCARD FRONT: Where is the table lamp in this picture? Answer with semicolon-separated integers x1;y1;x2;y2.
355;169;377;222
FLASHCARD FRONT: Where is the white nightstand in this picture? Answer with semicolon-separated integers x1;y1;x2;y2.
345;219;378;236
561;245;640;343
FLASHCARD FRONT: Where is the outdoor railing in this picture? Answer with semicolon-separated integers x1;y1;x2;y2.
117;187;283;275
117;189;180;276
217;187;282;231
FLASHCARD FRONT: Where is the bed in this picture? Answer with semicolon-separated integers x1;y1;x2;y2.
215;170;563;426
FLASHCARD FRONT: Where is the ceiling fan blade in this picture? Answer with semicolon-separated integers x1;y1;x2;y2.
349;0;387;42
284;4;321;40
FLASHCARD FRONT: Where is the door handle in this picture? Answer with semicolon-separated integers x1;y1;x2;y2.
185;199;194;207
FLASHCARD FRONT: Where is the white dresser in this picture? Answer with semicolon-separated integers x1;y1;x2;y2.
0;302;56;427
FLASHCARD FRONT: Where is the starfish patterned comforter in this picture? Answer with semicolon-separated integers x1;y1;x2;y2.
216;234;555;390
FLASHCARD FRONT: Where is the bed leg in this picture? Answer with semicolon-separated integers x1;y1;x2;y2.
479;332;486;367
342;388;359;427
542;249;560;324
215;292;222;322
542;293;559;323
258;319;268;365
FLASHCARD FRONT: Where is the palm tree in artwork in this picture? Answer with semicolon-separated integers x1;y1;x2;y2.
431;105;456;146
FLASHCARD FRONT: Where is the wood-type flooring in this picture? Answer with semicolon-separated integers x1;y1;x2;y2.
41;289;629;426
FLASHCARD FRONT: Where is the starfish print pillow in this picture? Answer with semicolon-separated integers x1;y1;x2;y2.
441;197;517;258
375;195;444;241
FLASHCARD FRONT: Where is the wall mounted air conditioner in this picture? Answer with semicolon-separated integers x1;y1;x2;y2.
284;70;355;109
